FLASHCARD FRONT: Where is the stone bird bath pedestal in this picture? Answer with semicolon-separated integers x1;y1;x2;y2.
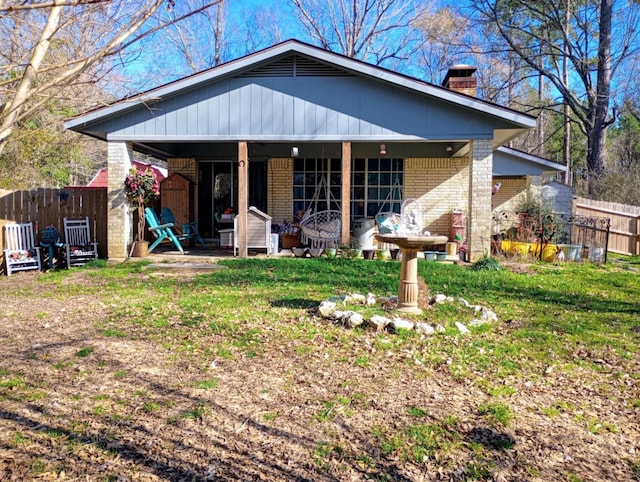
375;233;448;315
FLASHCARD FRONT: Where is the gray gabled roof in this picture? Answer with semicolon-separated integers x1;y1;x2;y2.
66;39;535;148
493;146;567;176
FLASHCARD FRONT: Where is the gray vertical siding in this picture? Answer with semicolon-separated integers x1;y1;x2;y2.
68;42;535;143
100;74;504;140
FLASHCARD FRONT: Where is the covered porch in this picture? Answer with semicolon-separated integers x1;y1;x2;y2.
109;138;493;260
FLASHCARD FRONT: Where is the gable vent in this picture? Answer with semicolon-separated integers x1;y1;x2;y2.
240;54;353;78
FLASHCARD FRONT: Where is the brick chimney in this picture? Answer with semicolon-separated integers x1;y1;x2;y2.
442;64;477;97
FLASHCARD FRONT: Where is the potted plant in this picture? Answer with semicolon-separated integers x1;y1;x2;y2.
340;240;362;259
513;195;557;259
124;166;160;256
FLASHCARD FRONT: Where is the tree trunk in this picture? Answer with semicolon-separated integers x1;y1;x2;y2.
586;0;613;195
0;5;62;156
563;0;572;186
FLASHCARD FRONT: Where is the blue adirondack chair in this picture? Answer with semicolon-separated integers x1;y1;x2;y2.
160;207;206;248
144;207;185;254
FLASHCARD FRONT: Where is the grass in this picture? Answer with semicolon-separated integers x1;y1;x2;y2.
195;378;219;389
76;346;94;357
0;256;638;480
477;401;514;427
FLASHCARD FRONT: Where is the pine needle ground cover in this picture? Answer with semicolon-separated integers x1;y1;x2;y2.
0;257;638;481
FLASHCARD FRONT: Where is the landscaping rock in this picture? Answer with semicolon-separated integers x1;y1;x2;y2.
433;293;448;304
378;296;398;304
345;293;366;304
331;310;349;320
369;315;391;331
480;307;498;322
415;322;435;336
344;312;364;328
391;317;415;331
315;292;498;338
455;321;470;334
317;301;337;318
468;318;488;327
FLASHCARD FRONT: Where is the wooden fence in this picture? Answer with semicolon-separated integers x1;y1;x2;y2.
575;197;640;255
0;188;108;260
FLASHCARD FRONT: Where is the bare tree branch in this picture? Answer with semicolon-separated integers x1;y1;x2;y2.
290;0;423;66
0;0;109;13
0;0;221;155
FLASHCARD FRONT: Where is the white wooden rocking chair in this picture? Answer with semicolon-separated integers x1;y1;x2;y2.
299;174;342;250
63;217;98;268
3;222;42;276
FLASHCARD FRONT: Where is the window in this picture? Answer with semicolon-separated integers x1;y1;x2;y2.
293;158;342;218
351;158;403;218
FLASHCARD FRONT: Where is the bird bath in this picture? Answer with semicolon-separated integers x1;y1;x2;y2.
375;233;448;314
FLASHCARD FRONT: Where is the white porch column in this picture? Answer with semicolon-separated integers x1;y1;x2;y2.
467;139;493;261
237;142;248;258
107;141;134;259
341;142;351;245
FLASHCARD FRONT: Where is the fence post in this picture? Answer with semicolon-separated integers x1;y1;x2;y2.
637;215;640;256
604;218;610;263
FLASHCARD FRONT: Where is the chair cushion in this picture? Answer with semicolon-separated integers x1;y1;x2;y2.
8;250;36;261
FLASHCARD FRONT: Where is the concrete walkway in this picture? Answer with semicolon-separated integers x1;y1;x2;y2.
140;245;291;273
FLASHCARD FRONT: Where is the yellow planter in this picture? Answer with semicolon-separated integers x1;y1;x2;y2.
508;241;531;256
501;240;558;261
529;243;557;261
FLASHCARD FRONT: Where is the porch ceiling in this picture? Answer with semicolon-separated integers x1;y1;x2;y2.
122;140;470;160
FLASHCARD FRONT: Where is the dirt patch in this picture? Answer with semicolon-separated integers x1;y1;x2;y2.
0;270;638;481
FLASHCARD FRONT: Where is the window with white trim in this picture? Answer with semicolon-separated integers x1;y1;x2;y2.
293;158;342;218
351;158;404;218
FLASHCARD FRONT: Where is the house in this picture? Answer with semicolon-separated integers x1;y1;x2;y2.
65;39;541;261
492;146;567;215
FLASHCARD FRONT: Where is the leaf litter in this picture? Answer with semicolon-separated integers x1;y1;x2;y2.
0;269;638;481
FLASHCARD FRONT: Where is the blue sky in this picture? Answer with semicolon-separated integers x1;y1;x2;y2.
120;0;437;92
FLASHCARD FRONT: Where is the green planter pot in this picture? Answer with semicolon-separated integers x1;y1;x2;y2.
325;248;337;258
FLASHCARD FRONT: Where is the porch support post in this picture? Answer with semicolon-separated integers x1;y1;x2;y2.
341;142;351;245
107;141;134;259
237;141;248;258
467;139;493;261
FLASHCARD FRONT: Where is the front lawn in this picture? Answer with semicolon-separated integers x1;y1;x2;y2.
0;256;638;481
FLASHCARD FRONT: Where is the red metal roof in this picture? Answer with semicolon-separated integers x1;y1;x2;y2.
86;160;167;188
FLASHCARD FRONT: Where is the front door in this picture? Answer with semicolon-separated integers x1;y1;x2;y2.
198;160;268;239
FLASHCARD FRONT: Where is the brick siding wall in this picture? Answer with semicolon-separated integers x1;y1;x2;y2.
267;158;293;223
468;139;493;261
107;142;134;259
491;177;529;214
405;157;470;238
167;158;197;183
